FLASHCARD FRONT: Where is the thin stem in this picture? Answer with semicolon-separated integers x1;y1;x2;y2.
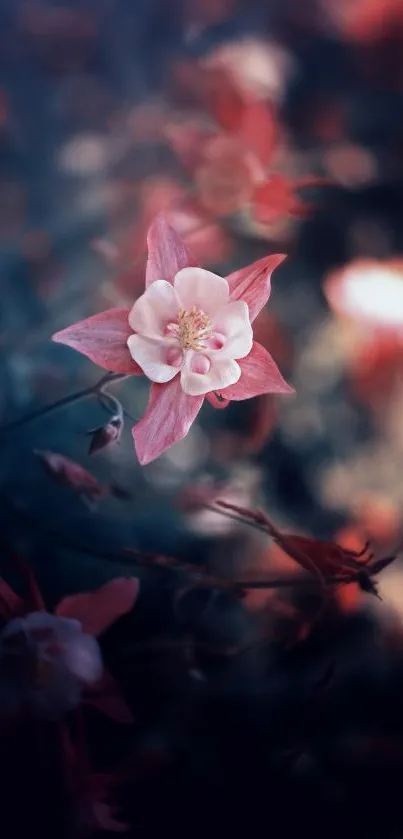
0;372;128;435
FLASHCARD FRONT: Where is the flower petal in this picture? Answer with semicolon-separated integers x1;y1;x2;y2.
128;280;180;338
252;175;296;224
0;578;23;620
174;267;229;315
55;578;140;638
181;354;241;396
133;379;203;465
52;309;142;374
225;254;286;322
127;334;180;383
211;300;253;359
238;100;278;169
146;214;198;287
216;341;294;400
64;634;103;685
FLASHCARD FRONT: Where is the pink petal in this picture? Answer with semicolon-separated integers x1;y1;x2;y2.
52;309;142;374
206;392;230;410
127;335;180;383
174;267;229;315
0;578;23;619
225;254;286;322
211;300;253;359
133;378;204;465
128;280;179;338
238;100;277;169
252;175;296;224
84;668;133;724
146;214;198;287
55;578;140;637
181;354;241;396
216;341;294;400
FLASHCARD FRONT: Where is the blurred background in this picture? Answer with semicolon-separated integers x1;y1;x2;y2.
1;0;403;614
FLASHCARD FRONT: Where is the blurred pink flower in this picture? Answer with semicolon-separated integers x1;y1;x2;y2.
324;258;403;334
203;37;295;103
167;77;324;225
102;177;232;301
53;215;293;465
0;575;139;722
0;612;102;719
195;135;264;217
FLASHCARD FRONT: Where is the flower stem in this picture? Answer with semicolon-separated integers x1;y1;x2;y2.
0;372;128;435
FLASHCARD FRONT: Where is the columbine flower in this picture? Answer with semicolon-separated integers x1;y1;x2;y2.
0;574;139;722
52;215;293;465
0;612;103;719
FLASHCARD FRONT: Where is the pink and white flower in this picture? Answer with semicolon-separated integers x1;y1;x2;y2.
0;576;140;722
52;214;293;465
0;611;103;719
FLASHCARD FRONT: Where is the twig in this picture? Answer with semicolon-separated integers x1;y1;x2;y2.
0;372;128;435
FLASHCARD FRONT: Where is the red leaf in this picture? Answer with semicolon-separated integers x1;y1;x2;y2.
55;577;140;637
266;522;374;579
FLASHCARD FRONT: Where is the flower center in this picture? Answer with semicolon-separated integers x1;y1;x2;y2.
167;306;212;351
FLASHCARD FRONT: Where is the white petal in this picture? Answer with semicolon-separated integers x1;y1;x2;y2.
211;300;253;359
127;334;181;383
128;280;180;339
181;352;241;396
25;612;81;640
64;634;103;685
31;664;82;719
174;267;229;315
0;616;27;643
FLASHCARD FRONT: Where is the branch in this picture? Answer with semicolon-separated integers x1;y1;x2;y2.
0;372;128;435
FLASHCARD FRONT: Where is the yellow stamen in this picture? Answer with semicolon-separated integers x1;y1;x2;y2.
176;306;212;351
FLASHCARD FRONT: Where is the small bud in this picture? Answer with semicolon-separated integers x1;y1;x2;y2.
34;450;106;506
88;414;123;455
